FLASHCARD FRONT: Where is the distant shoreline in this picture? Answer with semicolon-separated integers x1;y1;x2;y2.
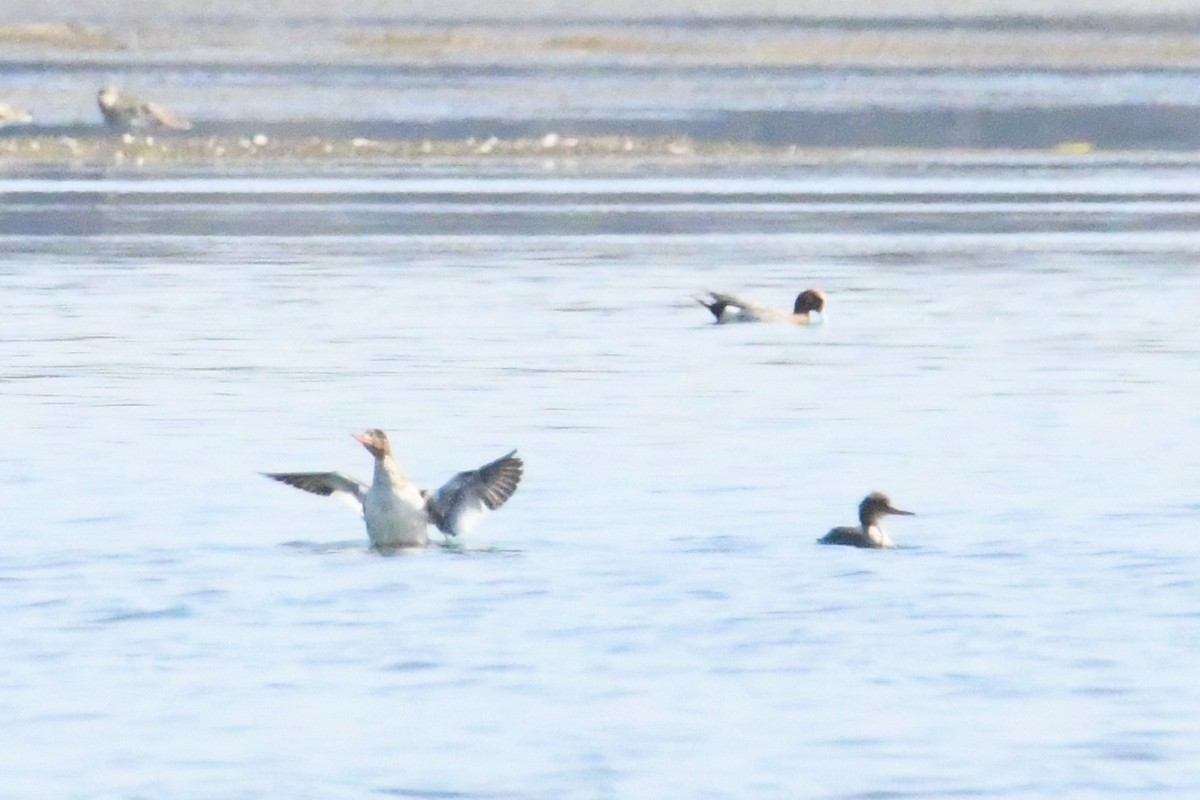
7;13;1200;69
5;99;1200;171
7;1;1200;21
0;132;1191;174
6;8;1200;168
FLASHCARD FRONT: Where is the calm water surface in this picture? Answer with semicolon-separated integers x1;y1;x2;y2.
2;159;1200;798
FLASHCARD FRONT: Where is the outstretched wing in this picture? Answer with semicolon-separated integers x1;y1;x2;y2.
425;450;523;536
262;471;368;513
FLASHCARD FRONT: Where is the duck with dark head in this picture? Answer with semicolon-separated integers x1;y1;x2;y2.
818;492;914;549
696;288;826;325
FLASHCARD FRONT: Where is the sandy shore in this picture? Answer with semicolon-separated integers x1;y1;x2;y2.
0;132;736;170
5;98;1200;170
0;133;1155;173
5;11;1200;69
7;1;1200;21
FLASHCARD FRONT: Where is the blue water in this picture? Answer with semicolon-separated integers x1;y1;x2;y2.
2;159;1200;798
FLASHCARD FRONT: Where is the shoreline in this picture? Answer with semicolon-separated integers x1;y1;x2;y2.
6;10;1200;167
1;132;1195;174
8;18;1200;70
7;99;1200;170
7;2;1200;21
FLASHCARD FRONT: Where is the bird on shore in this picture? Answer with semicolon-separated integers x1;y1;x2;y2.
97;86;191;131
817;492;914;549
264;429;523;550
0;103;32;127
696;288;826;325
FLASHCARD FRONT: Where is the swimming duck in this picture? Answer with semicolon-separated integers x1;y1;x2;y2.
696;288;825;324
264;429;523;549
97;86;192;131
817;492;914;549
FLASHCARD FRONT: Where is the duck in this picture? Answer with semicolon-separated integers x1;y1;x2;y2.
817;492;914;549
264;429;523;549
696;288;825;324
97;86;192;131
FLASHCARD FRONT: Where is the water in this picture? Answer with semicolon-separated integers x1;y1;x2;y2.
3;158;1200;798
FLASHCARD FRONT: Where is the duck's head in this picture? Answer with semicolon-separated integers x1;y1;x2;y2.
793;288;826;316
352;428;392;459
859;491;914;526
97;86;119;108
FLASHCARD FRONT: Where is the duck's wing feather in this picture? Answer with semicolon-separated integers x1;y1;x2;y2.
817;526;870;547
262;471;368;513
144;101;192;130
706;291;774;321
425;450;523;536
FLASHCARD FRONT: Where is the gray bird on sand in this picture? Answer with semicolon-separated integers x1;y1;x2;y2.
97;86;191;131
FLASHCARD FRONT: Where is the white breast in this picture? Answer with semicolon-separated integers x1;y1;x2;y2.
866;525;895;548
363;482;429;547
